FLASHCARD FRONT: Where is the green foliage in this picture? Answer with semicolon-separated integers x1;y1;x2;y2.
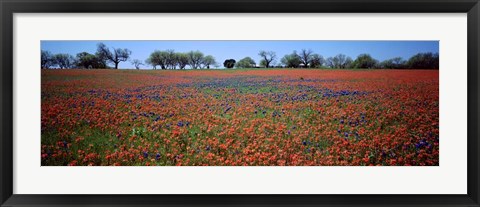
146;50;169;69
41;50;54;69
310;54;325;68
352;54;378;69
327;54;353;69
40;45;439;70
54;53;75;69
202;55;217;69
281;51;302;68
75;52;107;69
176;53;189;69
406;52;439;69
187;50;205;69
380;57;406;69
236;57;256;68
223;59;236;68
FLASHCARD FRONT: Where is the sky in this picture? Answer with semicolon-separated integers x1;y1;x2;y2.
41;40;439;69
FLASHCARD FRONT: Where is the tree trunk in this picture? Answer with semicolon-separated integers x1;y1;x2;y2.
115;62;119;69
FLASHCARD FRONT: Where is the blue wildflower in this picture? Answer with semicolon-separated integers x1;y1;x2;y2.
177;121;184;127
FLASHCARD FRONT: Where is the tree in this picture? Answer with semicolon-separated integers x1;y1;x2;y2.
223;59;236;68
259;59;267;68
146;50;169;69
407;52;439;69
54;53;75;69
310;54;325;68
75;52;106;69
380;57;406;69
392;57;405;66
165;49;177;69
344;57;354;68
326;54;353;69
236;57;256;68
145;58;156;69
96;42;131;69
299;49;313;68
131;59;143;69
352;54;378;69
281;51;302;68
41;50;54;69
202;55;216;69
187;50;204;69
258;50;276;68
176;53;189;69
326;57;335;68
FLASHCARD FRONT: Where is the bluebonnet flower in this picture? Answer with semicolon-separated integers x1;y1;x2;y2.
155;153;161;160
143;151;148;158
177;121;184;127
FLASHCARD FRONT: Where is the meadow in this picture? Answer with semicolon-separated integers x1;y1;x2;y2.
41;69;439;166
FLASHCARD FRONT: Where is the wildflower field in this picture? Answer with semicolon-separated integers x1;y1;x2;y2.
41;69;439;166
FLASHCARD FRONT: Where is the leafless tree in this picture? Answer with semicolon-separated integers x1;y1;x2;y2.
258;50;276;68
131;59;143;69
96;42;131;69
299;49;313;68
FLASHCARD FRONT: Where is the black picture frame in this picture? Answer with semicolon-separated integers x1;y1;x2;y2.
1;0;479;206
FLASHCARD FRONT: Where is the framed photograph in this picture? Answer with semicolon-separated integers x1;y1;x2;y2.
1;0;479;206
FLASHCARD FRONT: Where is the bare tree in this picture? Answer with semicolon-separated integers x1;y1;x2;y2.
310;54;325;68
54;53;75;69
41;50;53;69
299;49;313;68
131;59;143;69
327;54;353;69
96;43;132;69
258;50;276;68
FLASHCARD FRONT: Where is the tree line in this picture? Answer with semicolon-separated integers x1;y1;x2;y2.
41;43;439;69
